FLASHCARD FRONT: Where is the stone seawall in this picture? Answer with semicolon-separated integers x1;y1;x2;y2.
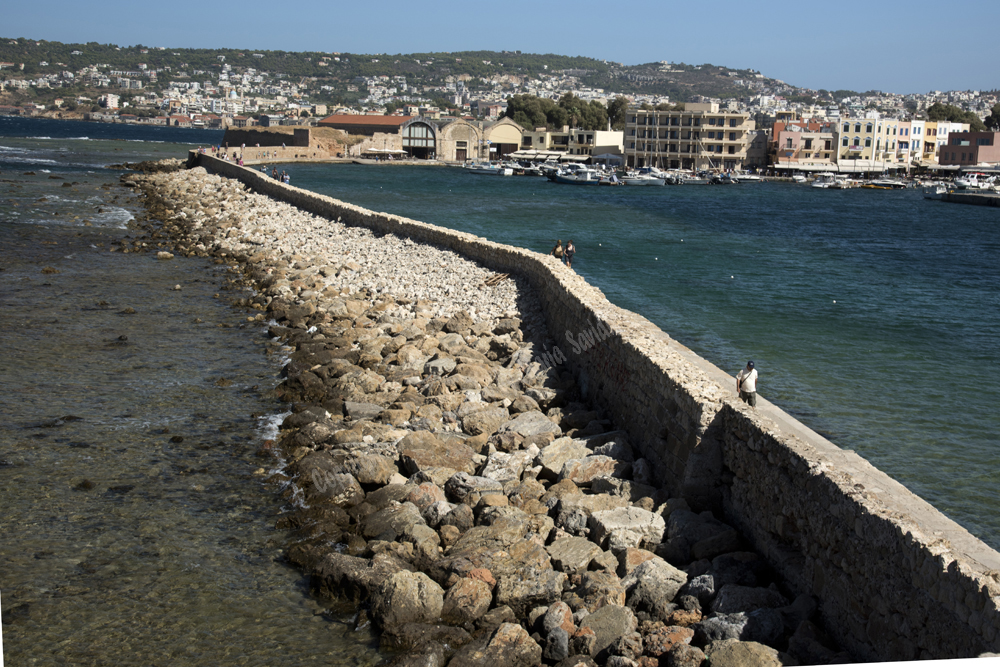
192;151;1000;661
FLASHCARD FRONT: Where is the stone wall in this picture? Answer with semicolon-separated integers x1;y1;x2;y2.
192;152;1000;661
222;127;311;149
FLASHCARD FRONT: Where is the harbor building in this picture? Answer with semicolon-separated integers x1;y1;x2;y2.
623;102;755;171
938;131;1000;167
771;121;838;171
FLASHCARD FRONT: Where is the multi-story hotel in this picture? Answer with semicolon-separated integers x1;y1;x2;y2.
623;102;755;171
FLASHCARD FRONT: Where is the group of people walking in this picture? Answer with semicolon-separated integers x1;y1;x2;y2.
550;239;576;268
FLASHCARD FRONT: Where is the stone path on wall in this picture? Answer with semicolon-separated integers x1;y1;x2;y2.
120;164;853;667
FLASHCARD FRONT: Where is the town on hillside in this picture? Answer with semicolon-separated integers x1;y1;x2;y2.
2;39;999;174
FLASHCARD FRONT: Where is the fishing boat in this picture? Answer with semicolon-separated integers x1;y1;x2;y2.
465;162;506;175
622;172;665;186
922;183;949;200
549;164;620;186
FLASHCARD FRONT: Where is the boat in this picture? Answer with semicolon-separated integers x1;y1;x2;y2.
829;176;858;190
811;172;837;189
551;169;621;186
622;172;666;186
792;174;808;184
954;172;993;190
862;178;908;190
733;171;763;182
710;173;740;185
922;184;949;200
465;162;507;175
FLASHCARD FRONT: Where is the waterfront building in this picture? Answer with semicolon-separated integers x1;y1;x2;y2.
937;131;1000;167
772;121;837;171
623;102;755;171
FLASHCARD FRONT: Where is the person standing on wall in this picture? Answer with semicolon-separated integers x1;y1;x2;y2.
737;360;758;408
550;240;563;261
564;240;576;268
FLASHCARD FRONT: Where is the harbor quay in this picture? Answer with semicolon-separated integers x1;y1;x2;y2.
122;151;1000;665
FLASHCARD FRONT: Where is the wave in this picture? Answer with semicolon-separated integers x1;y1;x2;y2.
0;156;61;165
28;135;91;141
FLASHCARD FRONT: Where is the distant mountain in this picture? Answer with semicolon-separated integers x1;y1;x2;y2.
0;37;786;102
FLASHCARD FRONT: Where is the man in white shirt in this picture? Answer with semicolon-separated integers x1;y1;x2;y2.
737;360;758;407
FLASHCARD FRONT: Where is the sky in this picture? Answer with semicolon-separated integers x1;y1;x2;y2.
5;0;999;95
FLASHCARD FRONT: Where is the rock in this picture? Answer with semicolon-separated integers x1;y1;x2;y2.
479;450;534;484
621;559;687;622
680;574;716;607
610;632;644;660
313;551;406;603
399;430;477;476
578;604;637;658
559;456;630;486
495;568;567;616
544;627;571;662
644;626;694;658
449;623;542;667
537;438;592;480
441;577;493;624
344;401;384;420
342;451;398;485
444;311;474;335
406;482;446;512
424;356;457;376
575;571;627;612
440;503;475;532
361;504;424;544
543;601;576;635
704;640;782;667
693;608;783;646
710;553;767;588
445;472;505;505
547;536;604;574
509;395;540;414
589;507;666;552
462;406;511;437
665;645;707;667
710;585;789;615
371;570;444;629
591;477;659;505
617;548;658;578
499;410;563;438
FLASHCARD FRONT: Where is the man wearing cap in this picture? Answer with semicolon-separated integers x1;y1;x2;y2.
736;361;758;407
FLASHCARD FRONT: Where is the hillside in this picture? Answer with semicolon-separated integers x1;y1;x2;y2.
0;37;784;102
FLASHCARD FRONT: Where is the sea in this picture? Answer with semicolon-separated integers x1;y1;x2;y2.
1;116;999;662
0;117;381;665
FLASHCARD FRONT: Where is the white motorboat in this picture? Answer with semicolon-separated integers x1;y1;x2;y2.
623;173;665;186
733;171;762;182
811;172;836;189
954;172;993;190
549;164;620;186
465;162;505;175
792;174;808;184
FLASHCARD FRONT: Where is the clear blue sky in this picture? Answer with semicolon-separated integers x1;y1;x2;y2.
5;0;998;95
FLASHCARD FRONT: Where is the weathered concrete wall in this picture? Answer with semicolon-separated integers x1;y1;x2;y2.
222;128;311;148
192;152;1000;662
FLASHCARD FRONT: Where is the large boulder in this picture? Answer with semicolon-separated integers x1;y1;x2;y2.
441;577;493;624
536;437;592;480
546;536;604;574
559;456;630;486
399;430;477;475
589;507;666;552
578;605;637;659
621;559;688;622
498;410;563;438
462;406;511;437
448;623;542;667
479;450;535;484
704;640;783;667
495;569;568;616
371;570;445;629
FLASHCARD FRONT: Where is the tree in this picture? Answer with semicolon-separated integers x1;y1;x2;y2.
926;102;986;132
299;109;310;117
607;96;628;130
985;103;1000;131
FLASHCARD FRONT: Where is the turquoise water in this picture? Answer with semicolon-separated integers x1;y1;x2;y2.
284;163;1000;550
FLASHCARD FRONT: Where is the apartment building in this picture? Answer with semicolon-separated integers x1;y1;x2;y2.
772;121;837;170
623;102;755;171
938;131;1000;167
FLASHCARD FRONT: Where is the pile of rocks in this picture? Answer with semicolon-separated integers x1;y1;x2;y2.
124;167;850;667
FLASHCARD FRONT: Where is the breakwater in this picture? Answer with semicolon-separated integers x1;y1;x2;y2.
177;152;1000;662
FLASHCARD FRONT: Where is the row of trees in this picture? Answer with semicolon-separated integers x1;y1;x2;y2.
926;102;987;132
504;93;621;131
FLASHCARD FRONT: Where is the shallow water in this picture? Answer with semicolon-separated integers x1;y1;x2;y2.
0;161;380;665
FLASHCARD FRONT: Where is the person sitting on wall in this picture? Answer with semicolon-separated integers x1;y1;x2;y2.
550;240;563;261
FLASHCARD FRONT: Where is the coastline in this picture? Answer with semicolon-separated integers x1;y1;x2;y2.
121;155;1000;657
